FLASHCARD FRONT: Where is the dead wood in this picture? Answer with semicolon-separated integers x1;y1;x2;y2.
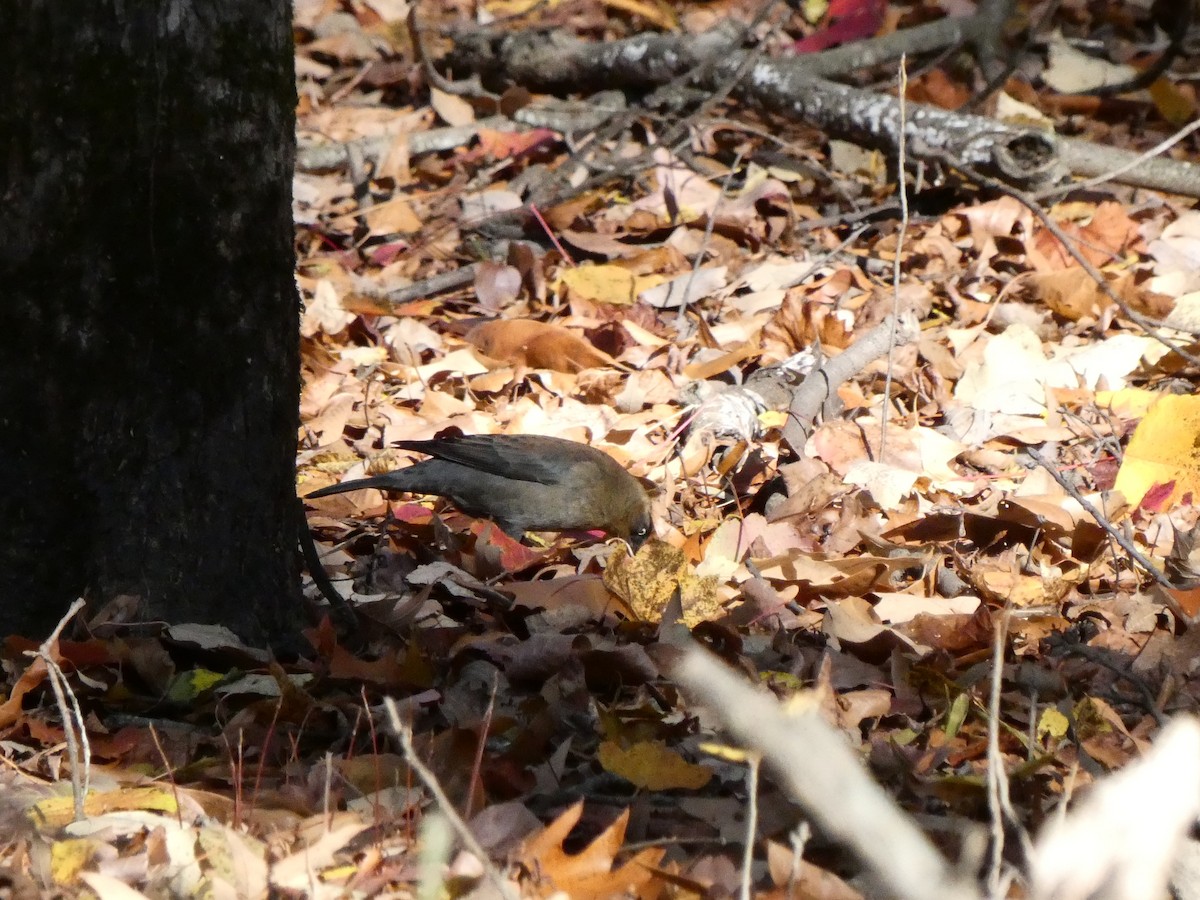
445;18;1200;197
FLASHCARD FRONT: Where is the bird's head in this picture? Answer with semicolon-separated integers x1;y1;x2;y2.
609;483;653;550
626;508;653;550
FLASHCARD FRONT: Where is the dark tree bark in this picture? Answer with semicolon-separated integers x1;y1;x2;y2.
0;1;303;644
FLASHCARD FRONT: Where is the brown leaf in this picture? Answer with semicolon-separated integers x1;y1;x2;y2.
1030;267;1111;321
466;318;621;373
518;802;665;899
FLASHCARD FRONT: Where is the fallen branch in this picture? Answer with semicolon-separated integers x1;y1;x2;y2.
782;312;921;454
447;23;1200;196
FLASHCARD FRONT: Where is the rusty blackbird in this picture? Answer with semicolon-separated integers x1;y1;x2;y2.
305;433;653;548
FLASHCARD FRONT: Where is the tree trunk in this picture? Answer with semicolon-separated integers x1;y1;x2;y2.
0;1;303;645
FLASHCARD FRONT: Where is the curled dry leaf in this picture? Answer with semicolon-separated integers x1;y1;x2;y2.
466;319;619;373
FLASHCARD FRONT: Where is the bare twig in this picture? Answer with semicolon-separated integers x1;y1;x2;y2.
802;0;1016;81
417;812;454;900
1025;446;1172;589
296;118;515;172
148;724;185;828
447;23;1200;196
986;609;1008;896
1086;1;1193;98
35;598;88;821
657;0;784;155
676;151;745;332
963;0;1062;113
464;675;498;820
385;699;520;900
380;264;480;306
1038;117;1200;200
409;6;498;102
1029;716;1200;899
985;609;1032;896
881;55;912;462
741;753;760;900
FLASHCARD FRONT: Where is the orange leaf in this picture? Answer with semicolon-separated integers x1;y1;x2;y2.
519;802;665;899
0;652;52;730
466;319;616;373
459;128;557;162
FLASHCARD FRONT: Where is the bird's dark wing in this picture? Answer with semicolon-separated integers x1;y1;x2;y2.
396;434;594;486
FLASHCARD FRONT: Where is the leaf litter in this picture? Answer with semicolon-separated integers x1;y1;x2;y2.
9;0;1200;896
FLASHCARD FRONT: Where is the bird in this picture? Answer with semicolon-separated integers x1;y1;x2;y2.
305;433;653;548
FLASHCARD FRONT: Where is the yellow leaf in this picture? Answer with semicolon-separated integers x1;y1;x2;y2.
698;741;755;763
50;838;100;884
1115;394;1200;507
1037;707;1070;741
1095;387;1161;419
558;264;662;306
1149;77;1197;126
602;541;722;625
802;0;829;24
598;740;713;790
758;409;788;429
30;787;180;829
760;670;804;691
167;667;227;702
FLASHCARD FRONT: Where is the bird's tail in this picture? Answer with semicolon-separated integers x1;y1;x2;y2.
304;475;403;500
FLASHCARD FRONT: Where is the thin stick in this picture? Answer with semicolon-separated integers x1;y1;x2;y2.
740;753;761;900
528;203;575;267
43;656;89;821
985;608;1024;896
34;598;88;821
324;751;335;831
675;151;745;331
675;647;979;900
148;724;184;828
881;53;912;462
1025;446;1172;588
781;312;920;453
385;699;520;900
465;676;498;820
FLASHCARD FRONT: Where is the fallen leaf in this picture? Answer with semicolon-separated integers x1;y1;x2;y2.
467;319;617;372
518;802;665;899
598;740;713;790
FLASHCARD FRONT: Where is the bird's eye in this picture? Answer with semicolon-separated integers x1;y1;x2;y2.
634;525;650;538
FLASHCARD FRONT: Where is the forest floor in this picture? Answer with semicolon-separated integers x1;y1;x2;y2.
9;0;1200;897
